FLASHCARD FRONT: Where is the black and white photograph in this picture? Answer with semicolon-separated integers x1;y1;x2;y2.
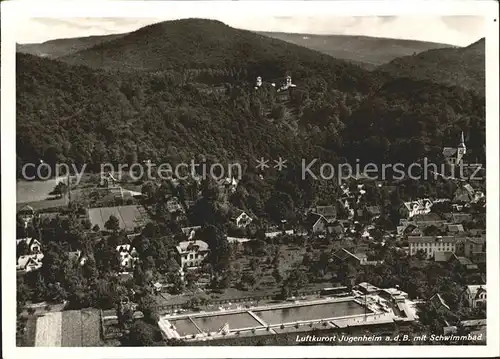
2;0;499;357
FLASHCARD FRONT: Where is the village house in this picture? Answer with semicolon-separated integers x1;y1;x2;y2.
233;210;253;228
400;199;433;219
100;172;119;188
447;224;465;234
16;237;41;254
434;251;455;262
364;205;381;221
264;229;294;238
429;293;451;311
176;240;209;269
16;237;43;274
444;212;473;224
181;226;202;240
453;183;485;204
311;205;337;222
218;177;238;193
330;248;367;267
456;236;486;258
17;253;44;273
448;254;478;271
463;284;486;309
116;244;138;271
67;250;88;266
166;197;185;214
408;235;457;259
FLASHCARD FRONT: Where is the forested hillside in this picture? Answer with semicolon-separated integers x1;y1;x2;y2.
17;19;485;200
378;38;485;94
16;33;124;59
59;19;379;83
259;32;452;69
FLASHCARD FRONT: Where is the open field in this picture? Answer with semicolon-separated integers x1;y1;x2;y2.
34;312;62;347
88;205;148;231
27;309;101;347
17;177;67;203
17;177;82;211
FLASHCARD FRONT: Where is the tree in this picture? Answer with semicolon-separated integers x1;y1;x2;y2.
200;225;230;271
122;320;158;346
105;215;120;232
141;181;156;200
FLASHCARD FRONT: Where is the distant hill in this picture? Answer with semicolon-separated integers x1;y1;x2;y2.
16;34;124;59
57;19;380;82
258;32;452;69
378;38;485;94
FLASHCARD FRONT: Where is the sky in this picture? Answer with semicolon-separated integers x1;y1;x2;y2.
17;16;485;46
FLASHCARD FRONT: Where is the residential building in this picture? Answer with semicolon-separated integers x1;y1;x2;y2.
218;177;238;193
264;229;294;238
364;206;381;221
176;240;209;269
454;183;485;203
166;197;185;214
311;205;337;222
408;235;457;259
100;172;118;188
233;210;252;228
447;224;465;234
16;237;41;254
116;244;138;271
434;251;455;262
401;199;433;219
17;253;44;273
429;293;451;311
456;236;485;258
181;226;202;240
331;248;367;266
67;250;88;266
448;254;478;271
464;285;486;309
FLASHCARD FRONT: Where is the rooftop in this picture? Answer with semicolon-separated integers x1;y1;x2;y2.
176;240;209;254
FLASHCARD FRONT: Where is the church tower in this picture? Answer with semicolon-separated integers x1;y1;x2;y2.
457;131;466;165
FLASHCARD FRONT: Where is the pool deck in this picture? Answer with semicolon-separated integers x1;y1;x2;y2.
158;295;415;341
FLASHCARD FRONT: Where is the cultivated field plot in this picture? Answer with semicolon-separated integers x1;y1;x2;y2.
34;312;62;347
88;205;148;231
31;309;101;347
17;177;66;203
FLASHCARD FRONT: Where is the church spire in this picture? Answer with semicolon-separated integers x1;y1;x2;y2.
459;131;466;148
